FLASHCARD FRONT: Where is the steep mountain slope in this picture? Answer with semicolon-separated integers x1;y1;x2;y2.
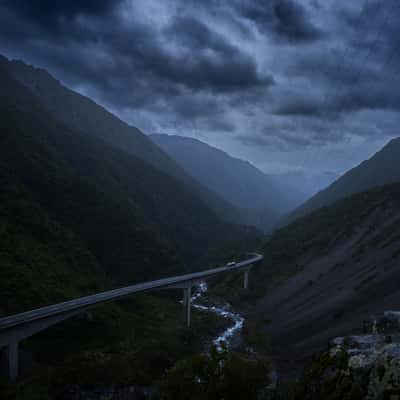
0;166;232;398
0;65;254;286
0;171;106;315
151;134;300;230
286;137;400;224
0;69;182;284
0;55;240;224
0;67;260;397
249;183;400;363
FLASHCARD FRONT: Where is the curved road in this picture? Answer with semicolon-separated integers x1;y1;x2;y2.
0;252;263;381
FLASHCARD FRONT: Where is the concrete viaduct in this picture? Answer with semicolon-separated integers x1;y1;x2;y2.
0;253;263;382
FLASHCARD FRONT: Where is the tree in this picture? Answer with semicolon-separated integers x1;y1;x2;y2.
159;347;271;400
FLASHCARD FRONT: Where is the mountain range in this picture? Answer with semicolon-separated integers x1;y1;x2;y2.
0;56;243;227
0;55;267;395
0;56;260;305
2;52;400;396
151;134;302;230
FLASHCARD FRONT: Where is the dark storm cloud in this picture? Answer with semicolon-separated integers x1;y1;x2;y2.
0;0;399;174
237;132;313;151
238;0;324;43
236;114;347;152
1;0;120;33
273;0;400;120
275;99;325;117
0;0;272;125
2;0;118;20
160;16;273;91
185;0;324;43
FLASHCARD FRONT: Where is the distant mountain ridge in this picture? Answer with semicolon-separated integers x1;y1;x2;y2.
286;137;400;224
151;134;302;230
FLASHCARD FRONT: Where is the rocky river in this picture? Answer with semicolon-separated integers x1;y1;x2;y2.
190;281;245;350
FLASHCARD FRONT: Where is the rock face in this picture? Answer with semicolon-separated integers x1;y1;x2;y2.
294;312;400;400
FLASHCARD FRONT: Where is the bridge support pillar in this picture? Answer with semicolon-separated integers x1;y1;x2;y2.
243;269;250;289
183;287;192;328
4;341;19;383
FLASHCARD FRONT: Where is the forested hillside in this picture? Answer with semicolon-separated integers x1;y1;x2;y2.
0;56;240;225
0;171;105;315
0;63;262;398
0;65;258;289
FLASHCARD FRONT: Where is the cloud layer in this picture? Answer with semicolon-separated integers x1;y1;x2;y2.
1;0;399;174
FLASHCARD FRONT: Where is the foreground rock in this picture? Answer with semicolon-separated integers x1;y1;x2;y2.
292;311;400;400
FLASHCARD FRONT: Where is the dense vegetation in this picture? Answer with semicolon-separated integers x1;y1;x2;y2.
0;62;259;284
0;55;241;225
0;60;265;399
0;172;105;314
0;76;179;285
159;347;271;400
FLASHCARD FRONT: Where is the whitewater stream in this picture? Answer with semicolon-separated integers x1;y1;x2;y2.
190;282;245;350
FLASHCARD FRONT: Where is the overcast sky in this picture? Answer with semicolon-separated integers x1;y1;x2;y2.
1;0;399;175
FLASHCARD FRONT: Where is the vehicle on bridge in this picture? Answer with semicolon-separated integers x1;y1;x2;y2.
226;261;236;267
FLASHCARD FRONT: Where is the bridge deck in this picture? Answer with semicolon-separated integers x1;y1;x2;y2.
0;253;263;331
0;252;263;382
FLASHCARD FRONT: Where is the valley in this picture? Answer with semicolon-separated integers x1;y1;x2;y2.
1;5;400;395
